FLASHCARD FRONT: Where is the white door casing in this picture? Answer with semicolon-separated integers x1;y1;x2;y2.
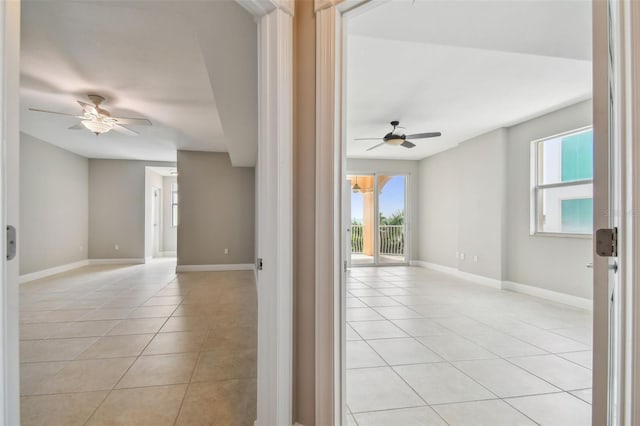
600;0;640;424
315;1;374;423
0;0;21;424
236;1;294;425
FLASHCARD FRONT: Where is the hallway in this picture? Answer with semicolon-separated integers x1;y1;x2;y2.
19;260;256;425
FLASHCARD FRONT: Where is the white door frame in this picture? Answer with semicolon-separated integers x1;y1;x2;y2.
314;1;371;423
236;1;294;425
598;0;640;424
0;0;21;424
315;0;639;424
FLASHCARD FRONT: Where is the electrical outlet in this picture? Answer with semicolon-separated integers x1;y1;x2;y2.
224;248;229;255
460;252;465;260
115;244;119;251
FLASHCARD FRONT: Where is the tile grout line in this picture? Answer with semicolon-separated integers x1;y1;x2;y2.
346;267;592;423
80;272;178;426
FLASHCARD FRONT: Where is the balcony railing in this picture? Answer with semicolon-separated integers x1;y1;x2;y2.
351;225;405;255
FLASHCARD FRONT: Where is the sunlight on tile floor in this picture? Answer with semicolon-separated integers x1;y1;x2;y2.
19;259;256;426
346;266;592;426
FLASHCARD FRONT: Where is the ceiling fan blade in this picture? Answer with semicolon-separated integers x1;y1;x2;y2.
77;100;98;115
366;142;385;151
355;138;381;141
404;131;442;139
113;124;138;136
112;117;152;126
28;108;76;117
401;140;416;148
68;124;84;130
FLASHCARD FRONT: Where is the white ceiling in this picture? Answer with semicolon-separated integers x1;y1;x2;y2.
346;0;593;160
20;1;258;166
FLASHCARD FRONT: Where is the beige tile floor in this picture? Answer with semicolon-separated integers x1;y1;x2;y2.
19;259;256;426
346;266;593;426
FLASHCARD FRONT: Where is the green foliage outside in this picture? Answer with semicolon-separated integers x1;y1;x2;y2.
351;210;404;254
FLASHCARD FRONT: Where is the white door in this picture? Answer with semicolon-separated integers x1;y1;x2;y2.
152;187;161;257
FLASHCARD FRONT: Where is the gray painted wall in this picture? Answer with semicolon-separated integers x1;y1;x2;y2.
419;100;593;298
177;151;254;265
346;159;420;260
163;176;177;253
88;159;175;259
457;129;508;280
418;148;459;269
506;100;593;299
19;133;89;274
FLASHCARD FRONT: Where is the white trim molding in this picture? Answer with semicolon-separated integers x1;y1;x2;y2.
0;1;21;423
236;0;293;17
176;264;255;272
608;0;640;423
315;4;342;426
88;258;145;265
502;281;592;311
411;260;592;311
411;260;502;290
314;1;378;424
19;260;90;284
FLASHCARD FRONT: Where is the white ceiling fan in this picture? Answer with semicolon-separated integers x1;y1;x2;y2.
29;94;152;136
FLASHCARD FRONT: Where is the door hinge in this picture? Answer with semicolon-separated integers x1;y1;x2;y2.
344;260;347;273
257;258;263;271
596;227;618;257
6;225;16;261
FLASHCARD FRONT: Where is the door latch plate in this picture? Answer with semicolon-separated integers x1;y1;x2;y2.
596;227;617;257
6;225;16;261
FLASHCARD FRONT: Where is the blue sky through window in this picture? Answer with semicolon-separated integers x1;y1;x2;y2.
351;175;405;222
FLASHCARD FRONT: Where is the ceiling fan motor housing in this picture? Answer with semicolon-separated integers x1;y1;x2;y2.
384;120;406;145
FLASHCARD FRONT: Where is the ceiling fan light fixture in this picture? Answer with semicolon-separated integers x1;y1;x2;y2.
81;119;114;135
386;136;404;146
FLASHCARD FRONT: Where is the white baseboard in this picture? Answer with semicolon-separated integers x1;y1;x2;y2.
412;260;501;289
161;251;177;257
19;259;90;284
502;280;593;311
412;260;592;310
88;258;146;265
176;264;255;272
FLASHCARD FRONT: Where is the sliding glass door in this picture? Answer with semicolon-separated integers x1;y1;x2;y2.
377;174;407;264
347;173;408;266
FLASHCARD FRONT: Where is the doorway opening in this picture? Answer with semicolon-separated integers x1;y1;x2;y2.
341;1;595;424
145;167;178;260
347;173;408;266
